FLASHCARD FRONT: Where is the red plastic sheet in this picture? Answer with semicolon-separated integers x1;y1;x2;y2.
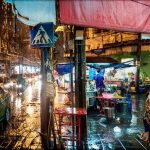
59;0;150;33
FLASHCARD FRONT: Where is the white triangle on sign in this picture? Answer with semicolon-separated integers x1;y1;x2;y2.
32;26;52;45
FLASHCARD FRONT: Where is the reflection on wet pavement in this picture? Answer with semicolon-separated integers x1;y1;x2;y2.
0;84;150;149
0;81;42;149
54;90;150;149
87;94;149;150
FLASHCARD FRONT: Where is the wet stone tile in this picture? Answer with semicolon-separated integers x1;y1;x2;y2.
54;89;150;149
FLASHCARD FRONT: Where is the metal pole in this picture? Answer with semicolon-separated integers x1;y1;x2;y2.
70;49;74;106
81;28;87;149
74;27;86;108
81;28;87;110
136;33;141;93
74;38;79;107
74;26;87;148
40;47;50;149
69;49;75;148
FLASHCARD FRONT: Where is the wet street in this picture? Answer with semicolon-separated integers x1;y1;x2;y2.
0;81;150;149
54;93;150;150
0;81;42;149
2;0;150;149
86;94;150;149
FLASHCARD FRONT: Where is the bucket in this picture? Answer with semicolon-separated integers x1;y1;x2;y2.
103;107;115;118
116;101;128;115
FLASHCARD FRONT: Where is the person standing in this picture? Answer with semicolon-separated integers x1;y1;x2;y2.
93;69;105;96
92;69;105;111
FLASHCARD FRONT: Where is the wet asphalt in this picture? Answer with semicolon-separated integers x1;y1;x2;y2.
0;82;150;149
0;81;42;149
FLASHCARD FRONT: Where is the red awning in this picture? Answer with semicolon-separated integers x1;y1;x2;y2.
59;0;150;33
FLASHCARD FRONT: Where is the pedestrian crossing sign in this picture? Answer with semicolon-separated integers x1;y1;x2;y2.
30;23;54;48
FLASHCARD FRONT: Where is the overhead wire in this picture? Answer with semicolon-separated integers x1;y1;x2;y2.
130;0;150;8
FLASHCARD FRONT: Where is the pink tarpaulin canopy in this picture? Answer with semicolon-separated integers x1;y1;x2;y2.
59;0;150;33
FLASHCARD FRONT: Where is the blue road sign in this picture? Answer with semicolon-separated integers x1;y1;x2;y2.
30;23;54;48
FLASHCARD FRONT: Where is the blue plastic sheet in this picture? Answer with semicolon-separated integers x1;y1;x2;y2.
89;68;96;80
56;63;74;76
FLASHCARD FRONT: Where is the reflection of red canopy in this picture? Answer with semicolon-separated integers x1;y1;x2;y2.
59;0;150;33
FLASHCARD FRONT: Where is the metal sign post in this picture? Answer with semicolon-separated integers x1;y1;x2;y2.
30;23;54;48
30;23;54;149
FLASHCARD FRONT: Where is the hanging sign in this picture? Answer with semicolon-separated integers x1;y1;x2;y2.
30;22;54;48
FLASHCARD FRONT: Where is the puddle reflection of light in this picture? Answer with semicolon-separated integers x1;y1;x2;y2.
37;80;42;87
11;95;14;102
15;97;22;110
91;144;99;150
37;80;41;97
113;126;122;138
126;127;140;134
116;117;120;121
28;85;32;101
113;126;121;132
39;75;42;79
130;114;137;126
26;105;34;115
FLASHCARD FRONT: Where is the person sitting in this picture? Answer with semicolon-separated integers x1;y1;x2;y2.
140;91;150;143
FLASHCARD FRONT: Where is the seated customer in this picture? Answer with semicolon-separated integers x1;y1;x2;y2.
141;91;150;142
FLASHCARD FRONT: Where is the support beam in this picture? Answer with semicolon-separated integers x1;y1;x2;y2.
74;27;86;108
74;26;87;149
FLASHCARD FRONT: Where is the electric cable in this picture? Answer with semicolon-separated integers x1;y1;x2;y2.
130;0;150;8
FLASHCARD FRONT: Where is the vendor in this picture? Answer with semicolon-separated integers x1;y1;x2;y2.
93;69;105;96
92;69;105;110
